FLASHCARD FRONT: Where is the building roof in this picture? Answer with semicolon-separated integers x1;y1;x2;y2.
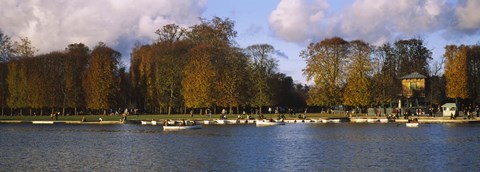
400;72;427;79
441;103;457;107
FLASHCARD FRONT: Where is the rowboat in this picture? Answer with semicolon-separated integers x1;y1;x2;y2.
32;121;54;124
406;118;419;127
214;119;226;124
163;124;202;131
256;119;285;126
406;122;419;127
141;121;157;125
323;119;340;123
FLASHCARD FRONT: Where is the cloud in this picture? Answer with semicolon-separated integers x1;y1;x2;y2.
268;0;329;43
454;0;480;34
274;50;288;59
0;0;207;59
269;0;479;45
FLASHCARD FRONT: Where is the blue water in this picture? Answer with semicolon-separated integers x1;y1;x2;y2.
1;123;480;171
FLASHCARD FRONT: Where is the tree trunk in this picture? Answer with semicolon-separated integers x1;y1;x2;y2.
10;108;13;116
168;106;171;115
40;109;43;116
75;107;77;116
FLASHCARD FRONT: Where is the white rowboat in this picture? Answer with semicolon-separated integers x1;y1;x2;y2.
163;124;202;131
256;119;286;126
406;122;419;127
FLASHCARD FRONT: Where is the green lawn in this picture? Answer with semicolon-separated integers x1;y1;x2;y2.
0;113;357;121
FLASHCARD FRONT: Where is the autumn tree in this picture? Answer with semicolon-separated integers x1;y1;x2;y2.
343;40;373;108
83;42;121;114
182;44;216;110
182;17;240;114
302;37;349;106
130;44;152;111
444;45;469;102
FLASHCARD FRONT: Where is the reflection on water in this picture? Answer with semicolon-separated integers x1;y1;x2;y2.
1;123;480;171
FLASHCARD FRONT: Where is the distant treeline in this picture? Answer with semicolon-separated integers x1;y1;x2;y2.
1;17;480;116
0;17;307;116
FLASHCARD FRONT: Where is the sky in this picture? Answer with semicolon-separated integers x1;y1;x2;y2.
1;0;480;84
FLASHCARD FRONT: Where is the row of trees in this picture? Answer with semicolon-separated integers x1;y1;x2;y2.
130;17;307;115
0;17;307;116
303;36;480;110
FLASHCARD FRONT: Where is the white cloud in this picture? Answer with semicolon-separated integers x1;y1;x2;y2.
455;0;480;32
0;0;207;55
268;0;480;45
268;0;329;43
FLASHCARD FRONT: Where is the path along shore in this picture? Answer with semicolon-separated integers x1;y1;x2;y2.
1;116;479;125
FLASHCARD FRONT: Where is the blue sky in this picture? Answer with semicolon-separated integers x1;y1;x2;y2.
1;0;480;84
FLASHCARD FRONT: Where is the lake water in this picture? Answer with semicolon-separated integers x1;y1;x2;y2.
1;123;480;171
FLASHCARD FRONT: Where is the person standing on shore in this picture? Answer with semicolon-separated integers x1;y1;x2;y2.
476;105;479;118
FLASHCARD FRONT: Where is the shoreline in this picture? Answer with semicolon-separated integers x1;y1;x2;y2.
1;116;479;125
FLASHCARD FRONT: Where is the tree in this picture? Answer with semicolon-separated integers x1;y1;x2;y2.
151;24;191;114
343;40;372;108
64;43;90;115
83;43;121;113
181;44;216;110
468;45;480;102
246;44;278;113
394;39;432;77
0;30;13;115
12;37;37;58
215;47;250;113
0;30;13;62
444;45;469;101
371;43;401;105
6;59;29;115
301;37;349;106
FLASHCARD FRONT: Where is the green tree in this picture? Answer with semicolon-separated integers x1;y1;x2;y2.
371;43;400;105
0;30;13;115
394;39;432;77
64;43;90;115
468;45;480;102
246;44;278;113
6;59;29;115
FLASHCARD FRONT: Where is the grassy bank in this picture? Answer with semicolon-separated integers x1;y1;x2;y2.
0;113;351;121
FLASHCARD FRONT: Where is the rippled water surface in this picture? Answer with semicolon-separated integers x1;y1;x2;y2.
1;123;480;171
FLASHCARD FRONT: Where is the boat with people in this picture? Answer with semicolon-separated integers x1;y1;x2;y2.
141;120;157;125
406;118;419;127
256;118;286;126
163;120;202;131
